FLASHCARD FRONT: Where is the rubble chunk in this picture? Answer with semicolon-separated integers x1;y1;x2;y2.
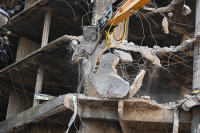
71;40;78;51
162;17;169;34
116;42;140;52
89;53;130;98
182;5;191;16
141;96;150;100
129;70;146;98
182;99;198;111
140;47;162;67
113;49;133;63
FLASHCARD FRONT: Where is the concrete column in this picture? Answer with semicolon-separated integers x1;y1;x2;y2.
192;107;200;133
192;0;200;133
6;37;39;119
33;11;51;106
193;0;200;91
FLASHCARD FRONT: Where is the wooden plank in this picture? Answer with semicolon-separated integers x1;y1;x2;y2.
0;95;67;133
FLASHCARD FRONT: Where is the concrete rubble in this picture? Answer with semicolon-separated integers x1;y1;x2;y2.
114;34;200;66
113;49;133;63
146;0;184;16
71;35;199;99
88;53;148;98
70;40;78;51
2;0;200;132
141;95;150;100
129;70;146;98
140;47;161;67
182;4;191;16
72;33;199;63
162;17;169;34
116;42;162;66
89;53;130;98
160;94;200;111
128;94;200;112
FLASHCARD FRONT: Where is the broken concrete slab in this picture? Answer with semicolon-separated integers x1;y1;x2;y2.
182;99;199;111
129;70;146;98
113;49;133;63
113;35;200;67
162;94;199;111
116;42;140;52
116;43;161;66
140;47;162;67
153;45;177;56
89;53;130;98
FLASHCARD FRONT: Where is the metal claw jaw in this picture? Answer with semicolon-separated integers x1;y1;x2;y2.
72;26;100;62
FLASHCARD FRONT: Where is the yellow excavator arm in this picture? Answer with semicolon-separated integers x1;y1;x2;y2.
72;0;152;61
108;0;152;26
96;0;152;36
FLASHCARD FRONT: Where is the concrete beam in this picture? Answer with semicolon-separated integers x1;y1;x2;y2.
0;94;192;133
81;105;119;121
0;95;68;133
123;108;174;123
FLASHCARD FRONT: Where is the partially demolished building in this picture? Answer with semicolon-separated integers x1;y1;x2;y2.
0;0;199;133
